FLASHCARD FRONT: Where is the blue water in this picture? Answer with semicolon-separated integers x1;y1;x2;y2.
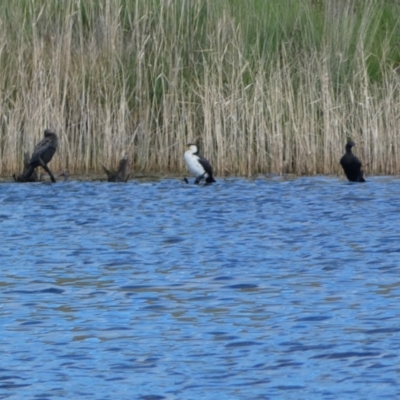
1;176;400;399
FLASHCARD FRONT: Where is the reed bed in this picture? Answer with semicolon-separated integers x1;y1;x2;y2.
0;0;399;177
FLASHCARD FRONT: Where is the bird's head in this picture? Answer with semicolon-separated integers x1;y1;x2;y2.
346;139;356;149
44;129;57;139
186;143;198;154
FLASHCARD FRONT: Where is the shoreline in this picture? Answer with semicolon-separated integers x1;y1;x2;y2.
0;173;398;183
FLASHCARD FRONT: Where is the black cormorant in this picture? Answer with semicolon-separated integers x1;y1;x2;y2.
340;140;365;182
22;130;58;183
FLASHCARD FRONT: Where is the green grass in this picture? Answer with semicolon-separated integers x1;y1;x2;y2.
0;0;400;177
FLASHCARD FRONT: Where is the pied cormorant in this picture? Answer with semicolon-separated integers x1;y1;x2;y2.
184;144;216;184
340;140;365;182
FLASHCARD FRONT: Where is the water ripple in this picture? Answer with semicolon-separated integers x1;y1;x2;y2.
1;176;400;399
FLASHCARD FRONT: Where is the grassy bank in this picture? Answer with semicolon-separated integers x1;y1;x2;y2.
0;0;399;177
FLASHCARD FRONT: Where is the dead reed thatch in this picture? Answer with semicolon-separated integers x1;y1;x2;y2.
0;0;399;177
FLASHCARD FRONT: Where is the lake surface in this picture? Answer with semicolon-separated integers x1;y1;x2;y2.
1;176;400;399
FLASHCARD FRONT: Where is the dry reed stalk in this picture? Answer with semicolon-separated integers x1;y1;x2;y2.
0;1;400;178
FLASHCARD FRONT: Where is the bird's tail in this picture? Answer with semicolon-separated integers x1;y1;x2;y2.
21;166;35;182
205;176;216;183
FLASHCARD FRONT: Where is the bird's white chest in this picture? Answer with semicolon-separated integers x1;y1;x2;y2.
184;151;205;177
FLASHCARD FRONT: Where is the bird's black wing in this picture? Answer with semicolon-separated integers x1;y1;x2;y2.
198;156;213;176
33;136;51;155
352;155;362;168
31;137;57;165
340;154;362;169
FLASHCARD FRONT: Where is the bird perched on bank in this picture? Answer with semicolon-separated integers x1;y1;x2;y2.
22;129;59;183
184;143;216;184
340;139;365;182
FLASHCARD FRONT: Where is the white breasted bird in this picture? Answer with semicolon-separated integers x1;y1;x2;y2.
184;143;216;184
